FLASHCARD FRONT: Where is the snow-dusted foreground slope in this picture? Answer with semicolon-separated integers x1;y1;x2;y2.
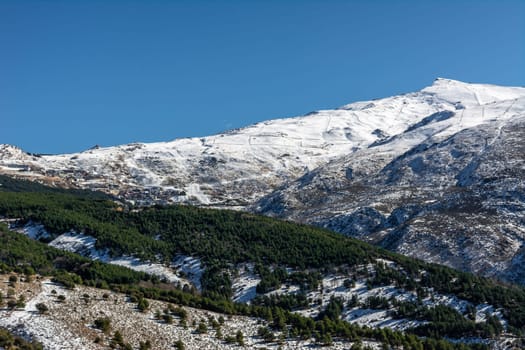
1;78;525;285
1;269;518;349
0;274;385;350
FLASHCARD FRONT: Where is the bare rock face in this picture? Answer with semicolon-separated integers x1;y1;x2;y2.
255;104;525;285
2;78;525;284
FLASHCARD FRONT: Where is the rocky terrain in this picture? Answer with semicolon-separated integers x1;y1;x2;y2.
1;78;524;285
254;81;525;285
1;274;386;350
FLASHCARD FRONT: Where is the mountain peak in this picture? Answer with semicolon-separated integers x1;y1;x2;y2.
422;78;525;105
432;77;465;85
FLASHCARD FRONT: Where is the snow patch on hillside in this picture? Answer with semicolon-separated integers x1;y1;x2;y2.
14;221;51;240
172;255;204;290
49;231;101;257
232;264;261;303
17;223;202;290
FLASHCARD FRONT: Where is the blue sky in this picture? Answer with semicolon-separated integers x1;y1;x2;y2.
1;0;524;154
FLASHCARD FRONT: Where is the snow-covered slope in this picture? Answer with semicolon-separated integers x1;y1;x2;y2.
1;78;525;284
1;78;505;205
254;80;525;284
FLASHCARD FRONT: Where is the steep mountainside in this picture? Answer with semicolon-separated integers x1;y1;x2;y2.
1;179;525;349
254;82;525;285
1;78;524;285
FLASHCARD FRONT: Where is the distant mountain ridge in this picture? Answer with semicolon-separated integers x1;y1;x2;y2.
1;78;525;285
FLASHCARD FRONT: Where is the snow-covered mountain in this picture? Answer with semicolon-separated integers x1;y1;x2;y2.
253;79;525;284
2;78;525;284
2;78;501;206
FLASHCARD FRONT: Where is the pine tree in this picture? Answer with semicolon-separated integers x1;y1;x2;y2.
236;330;244;346
174;339;185;350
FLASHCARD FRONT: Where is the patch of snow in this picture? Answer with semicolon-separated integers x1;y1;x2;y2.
232;264;260;303
172;255;204;290
45;230;200;289
183;183;211;204
13;221;51;240
49;231;98;256
109;256;182;284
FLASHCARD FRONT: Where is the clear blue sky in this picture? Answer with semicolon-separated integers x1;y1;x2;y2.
1;0;524;154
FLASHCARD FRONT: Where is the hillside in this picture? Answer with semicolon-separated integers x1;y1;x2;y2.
2;273;370;350
1;178;525;349
0;79;524;287
254;88;525;285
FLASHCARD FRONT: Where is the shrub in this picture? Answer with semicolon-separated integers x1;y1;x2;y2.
139;340;152;350
196;321;207;334
137;298;149;312
162;314;173;324
36;303;49;314
94;317;111;333
16;295;26;308
174;339;185;350
224;335;236;344
111;330;124;347
236;330;244;346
